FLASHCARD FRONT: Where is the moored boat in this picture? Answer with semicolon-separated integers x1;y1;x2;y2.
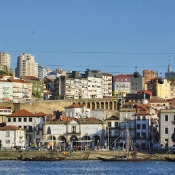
22;155;66;161
164;156;175;162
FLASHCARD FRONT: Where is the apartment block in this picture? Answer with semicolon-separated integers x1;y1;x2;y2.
0;52;11;72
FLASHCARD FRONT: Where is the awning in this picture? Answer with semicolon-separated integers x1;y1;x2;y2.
40;140;63;143
73;140;93;142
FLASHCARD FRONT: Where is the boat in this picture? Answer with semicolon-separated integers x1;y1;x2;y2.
21;155;66;161
97;155;150;162
164;156;175;162
97;128;150;162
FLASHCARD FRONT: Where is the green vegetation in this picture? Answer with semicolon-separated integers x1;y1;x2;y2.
167;77;175;82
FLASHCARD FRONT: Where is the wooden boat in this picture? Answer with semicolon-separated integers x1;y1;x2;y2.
22;155;66;161
97;128;150;162
164;156;175;162
97;155;150;162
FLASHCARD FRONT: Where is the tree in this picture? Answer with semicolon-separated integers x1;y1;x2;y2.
171;133;175;143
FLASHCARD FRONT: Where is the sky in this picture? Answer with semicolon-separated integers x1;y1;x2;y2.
0;0;175;76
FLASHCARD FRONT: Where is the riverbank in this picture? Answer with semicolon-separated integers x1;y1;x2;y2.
0;150;173;161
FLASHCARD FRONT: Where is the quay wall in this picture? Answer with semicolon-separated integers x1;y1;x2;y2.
0;150;171;161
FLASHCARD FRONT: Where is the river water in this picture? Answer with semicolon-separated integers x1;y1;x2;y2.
0;160;174;175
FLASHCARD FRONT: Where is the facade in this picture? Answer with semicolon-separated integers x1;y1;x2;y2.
53;70;105;99
0;79;13;102
6;109;46;147
64;104;91;118
102;73;113;97
113;74;131;96
147;78;171;99
0;106;12;124
43;117;104;149
143;70;158;83
0;52;11;72
9;78;32;102
130;75;145;93
0;126;25;149
38;65;47;80
159;109;175;149
21;76;44;99
15;53;38;78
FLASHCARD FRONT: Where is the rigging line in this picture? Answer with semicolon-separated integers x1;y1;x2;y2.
109;130;125;147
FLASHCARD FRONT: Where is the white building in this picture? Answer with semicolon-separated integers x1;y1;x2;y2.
0;106;12;124
0;52;11;72
43;117;104;149
6;109;47;147
15;53;38;78
65;104;90;118
102;73;113;97
38;65;47;80
0;126;25;149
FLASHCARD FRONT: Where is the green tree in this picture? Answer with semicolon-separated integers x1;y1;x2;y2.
167;77;175;82
171;133;175;143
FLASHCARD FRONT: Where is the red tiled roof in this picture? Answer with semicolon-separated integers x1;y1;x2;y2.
0;125;20;130
21;76;40;81
33;112;46;117
0;106;8;109
8;78;30;83
7;109;34;117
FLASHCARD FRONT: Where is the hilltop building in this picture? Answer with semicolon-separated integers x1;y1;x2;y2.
0;52;11;72
15;53;38;78
165;59;175;78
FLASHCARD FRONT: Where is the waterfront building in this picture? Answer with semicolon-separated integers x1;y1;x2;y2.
43;117;104;149
104;115;120;149
112;74;131;97
0;52;11;72
6;109;47;147
159;109;175;149
0;125;25;149
21;76;44;99
15;53;38;78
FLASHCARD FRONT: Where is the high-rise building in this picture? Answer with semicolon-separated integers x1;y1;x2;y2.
0;52;11;72
165;59;175;78
15;53;38;78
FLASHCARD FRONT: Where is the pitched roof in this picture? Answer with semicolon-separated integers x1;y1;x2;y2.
105;116;119;120
65;103;85;108
7;109;34;117
33;112;46;117
0;125;20;130
0;106;9;109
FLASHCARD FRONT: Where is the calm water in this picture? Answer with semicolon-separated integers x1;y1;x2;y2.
0;160;175;175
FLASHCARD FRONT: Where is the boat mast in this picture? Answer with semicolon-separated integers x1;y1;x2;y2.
126;127;130;158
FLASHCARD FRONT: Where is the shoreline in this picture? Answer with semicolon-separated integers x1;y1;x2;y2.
0;150;172;161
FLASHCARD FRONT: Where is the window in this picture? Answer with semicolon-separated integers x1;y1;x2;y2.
165;115;168;121
142;132;146;139
137;116;140;120
13;118;16;122
108;122;111;127
72;126;76;133
115;122;119;127
142;124;146;129
24;118;27;122
6;140;10;144
29;118;32;122
6;131;10;137
18;118;21;122
165;128;168;134
137;124;140;129
36;130;40;135
8;118;11;122
174;115;175;122
142;116;146;120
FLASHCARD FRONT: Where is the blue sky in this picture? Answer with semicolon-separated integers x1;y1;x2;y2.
0;0;175;76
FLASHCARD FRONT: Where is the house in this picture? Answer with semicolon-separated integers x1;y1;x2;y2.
0;106;12;125
0;125;25;149
6;109;47;147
